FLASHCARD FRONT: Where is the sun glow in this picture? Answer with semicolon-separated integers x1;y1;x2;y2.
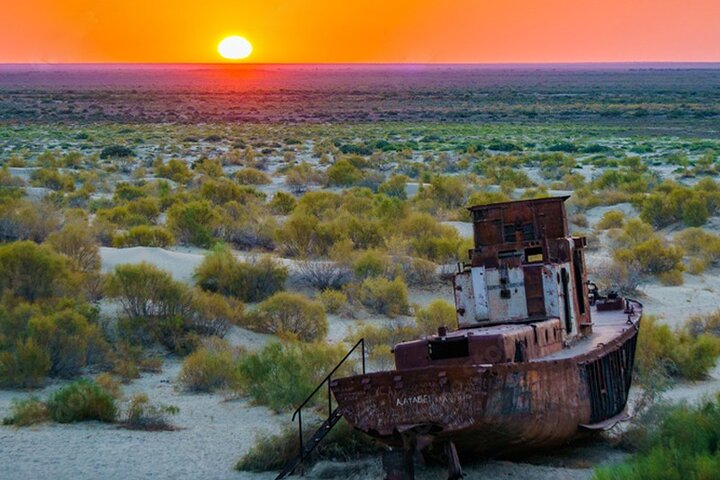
218;36;253;60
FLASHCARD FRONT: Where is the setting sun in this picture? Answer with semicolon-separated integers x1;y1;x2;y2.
218;36;253;60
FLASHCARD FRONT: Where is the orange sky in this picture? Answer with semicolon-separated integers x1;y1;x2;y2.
1;0;719;63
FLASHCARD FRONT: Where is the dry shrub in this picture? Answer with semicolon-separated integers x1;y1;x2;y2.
297;260;353;290
95;372;123;399
189;290;244;338
194;246;288;302
178;338;241;392
112;225;175;248
250;292;327;342
353;250;391;280
319;289;348;315
120;393;179;431
358;277;410;317
658;269;684;286
596;210;625;230
415;300;457;334
393;256;438;286
2;397;50;426
347;322;419;368
236;419;376;472
234;168;271;185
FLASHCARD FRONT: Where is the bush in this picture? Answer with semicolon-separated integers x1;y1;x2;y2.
236;341;350;411
251;292;327;342
0;241;75;302
596;210;625;230
415;300;457;334
613;238;684;275
166;200;220;247
593;396;720;480
347;322;420;368
120;393;179;431
112;225;175;248
47;379;117;423
194;247;288;303
155;159;193;183
106;263;197;351
236;419;376;472
635;316;720;382
2;397;50;426
189;291;243;338
269;192;296;215
0;300;104;387
319;289;348;314
234;168;271;185
100;145;134;159
358;277;410;317
353;250;391;280
178;339;241;392
297;261;353;290
327;159;363;186
47;222;100;273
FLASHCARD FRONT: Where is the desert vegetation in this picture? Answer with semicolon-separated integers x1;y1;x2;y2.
1;85;720;477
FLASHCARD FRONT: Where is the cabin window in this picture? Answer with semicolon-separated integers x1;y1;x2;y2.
428;336;469;360
503;225;516;242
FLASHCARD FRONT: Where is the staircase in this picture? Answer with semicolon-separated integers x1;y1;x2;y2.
275;338;366;479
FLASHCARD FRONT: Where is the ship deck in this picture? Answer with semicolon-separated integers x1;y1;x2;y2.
538;299;642;362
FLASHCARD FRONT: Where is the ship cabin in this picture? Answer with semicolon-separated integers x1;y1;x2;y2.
394;197;593;370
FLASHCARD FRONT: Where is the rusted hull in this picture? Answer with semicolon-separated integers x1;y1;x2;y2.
331;319;639;457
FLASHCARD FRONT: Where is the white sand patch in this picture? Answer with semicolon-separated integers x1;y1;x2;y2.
0;360;283;480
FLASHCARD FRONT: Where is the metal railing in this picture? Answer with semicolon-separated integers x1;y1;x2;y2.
290;338;366;473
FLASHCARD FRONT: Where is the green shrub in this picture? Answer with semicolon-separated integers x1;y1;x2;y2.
194;246;288;303
347;322;419;367
2;397;50;426
112;225;175;248
378;174;408;199
658;268;684;286
47;379;117;423
234;168;271;185
236;419;376;472
251;292;327;342
100;145;134;159
358;277;410;317
593;396;720;480
166;200;220;247
415;300;457;334
596;210;625;230
178;339;241;392
319;289;348;314
236;341;350;411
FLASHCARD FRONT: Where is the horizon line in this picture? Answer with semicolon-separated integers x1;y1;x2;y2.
2;61;720;67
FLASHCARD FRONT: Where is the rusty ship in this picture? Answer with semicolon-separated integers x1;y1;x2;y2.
277;196;642;479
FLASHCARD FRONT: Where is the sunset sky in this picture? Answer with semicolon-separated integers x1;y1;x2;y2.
2;0;719;63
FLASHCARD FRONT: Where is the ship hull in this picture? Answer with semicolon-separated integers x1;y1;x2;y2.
331;316;639;457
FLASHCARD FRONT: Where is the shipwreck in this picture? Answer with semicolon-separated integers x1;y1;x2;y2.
277;196;642;479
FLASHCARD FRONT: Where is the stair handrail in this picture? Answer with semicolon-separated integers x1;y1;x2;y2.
289;337;366;475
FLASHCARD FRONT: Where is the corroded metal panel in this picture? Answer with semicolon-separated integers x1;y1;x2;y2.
485;268;528;322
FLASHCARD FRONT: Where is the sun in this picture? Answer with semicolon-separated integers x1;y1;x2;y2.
218;36;253;60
